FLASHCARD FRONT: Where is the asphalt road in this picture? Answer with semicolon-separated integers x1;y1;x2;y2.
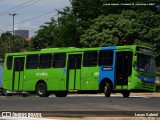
0;95;160;117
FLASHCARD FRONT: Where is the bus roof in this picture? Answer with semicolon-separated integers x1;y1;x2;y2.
5;45;153;56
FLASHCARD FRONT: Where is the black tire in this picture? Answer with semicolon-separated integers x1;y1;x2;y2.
104;82;111;97
55;91;68;97
1;89;6;96
36;83;50;97
22;94;28;97
122;91;130;97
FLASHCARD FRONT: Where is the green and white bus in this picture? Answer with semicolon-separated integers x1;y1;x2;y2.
2;45;156;97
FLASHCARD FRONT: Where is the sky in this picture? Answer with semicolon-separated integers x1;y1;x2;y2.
0;0;71;37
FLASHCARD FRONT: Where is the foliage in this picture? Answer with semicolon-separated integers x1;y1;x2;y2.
31;17;58;50
31;7;81;50
80;10;160;48
0;0;159;70
80;15;119;47
56;7;81;47
14;36;31;52
0;32;13;53
0;32;31;56
1;0;159;55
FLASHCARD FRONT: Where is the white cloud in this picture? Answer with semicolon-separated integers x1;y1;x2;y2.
16;21;38;30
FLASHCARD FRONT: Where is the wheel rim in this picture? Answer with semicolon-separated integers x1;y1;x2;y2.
104;85;108;93
38;86;45;95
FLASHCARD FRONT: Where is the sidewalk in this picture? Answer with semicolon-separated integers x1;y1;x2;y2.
66;92;160;97
0;92;159;97
129;92;160;97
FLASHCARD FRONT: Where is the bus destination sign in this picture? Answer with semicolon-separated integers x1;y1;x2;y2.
136;47;154;55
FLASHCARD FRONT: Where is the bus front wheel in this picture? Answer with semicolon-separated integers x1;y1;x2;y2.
104;82;111;97
36;83;50;97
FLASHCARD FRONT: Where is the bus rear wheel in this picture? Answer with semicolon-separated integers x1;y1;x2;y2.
1;89;6;96
104;82;111;97
36;83;50;97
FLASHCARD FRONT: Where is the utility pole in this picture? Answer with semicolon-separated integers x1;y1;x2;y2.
54;9;59;26
9;13;18;52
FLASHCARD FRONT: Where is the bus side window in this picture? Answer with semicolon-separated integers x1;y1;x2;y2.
7;56;13;70
39;54;52;68
99;50;113;66
26;54;39;69
83;51;98;67
53;53;66;68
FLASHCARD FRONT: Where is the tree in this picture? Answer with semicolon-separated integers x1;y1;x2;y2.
70;0;160;31
0;32;30;59
70;0;160;48
31;17;58;50
80;15;119;47
57;7;81;47
14;36;31;52
31;7;81;50
0;32;13;53
71;0;159;20
31;0;160;52
80;10;160;48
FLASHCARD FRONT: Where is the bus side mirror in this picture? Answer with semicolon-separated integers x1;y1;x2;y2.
133;62;138;70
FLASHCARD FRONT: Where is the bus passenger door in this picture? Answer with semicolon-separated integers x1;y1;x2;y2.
115;51;132;89
13;57;25;91
67;54;82;90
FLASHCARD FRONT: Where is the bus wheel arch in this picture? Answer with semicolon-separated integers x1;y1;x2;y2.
36;80;50;97
99;78;113;97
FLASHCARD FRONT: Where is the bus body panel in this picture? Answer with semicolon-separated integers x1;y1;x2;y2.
0;63;3;93
2;45;156;95
67;53;82;90
3;56;13;91
80;48;100;90
23;67;67;91
129;70;156;91
81;66;99;90
13;57;25;91
99;46;116;89
0;64;2;88
123;45;156;91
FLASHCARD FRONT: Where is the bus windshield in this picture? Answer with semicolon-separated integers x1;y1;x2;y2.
136;53;156;74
